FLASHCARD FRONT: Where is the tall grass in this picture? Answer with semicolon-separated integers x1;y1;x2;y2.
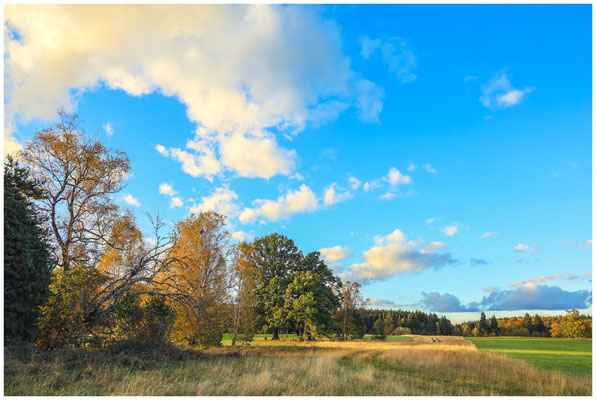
4;337;591;396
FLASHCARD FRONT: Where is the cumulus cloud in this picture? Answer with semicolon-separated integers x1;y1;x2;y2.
359;36;417;83
479;283;591;311
481;231;499;239
480;70;534;110
239;184;318;224
443;225;458;236
190;185;239;217
231;230;253;242
155;144;169;156
386;167;412;186
422;284;592;313
343;229;458;283
169;197;183;208
421;292;474;313
158;183;177;197
5;5;385;179
323;183;353;206
319;245;352;263
123;194;140;207
514;243;540;252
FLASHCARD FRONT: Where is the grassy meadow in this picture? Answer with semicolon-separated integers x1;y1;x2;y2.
4;335;591;396
466;337;592;376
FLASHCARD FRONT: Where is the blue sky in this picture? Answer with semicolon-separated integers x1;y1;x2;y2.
4;4;592;321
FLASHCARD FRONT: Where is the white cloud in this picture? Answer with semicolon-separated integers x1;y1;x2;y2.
343;229;458;283
514;243;540;252
323;183;352;206
158;183;177;197
169;197;183;208
190;185;239;217
104;123;113;137
480;231;499;239
424;164;437;173
5;5;385;180
587;239;592;247
426;217;439;224
4;129;23;156
123;194;140;207
348;176;361;190
442;225;458;236
170;147;221;180
480;70;534;110
407;162;415;172
231;230;252;242
359;36;417;83
155;144;169;156
239;184;318;224
386;167;412;186
319;245;352;263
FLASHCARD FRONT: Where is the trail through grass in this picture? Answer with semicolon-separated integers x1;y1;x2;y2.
4;336;591;395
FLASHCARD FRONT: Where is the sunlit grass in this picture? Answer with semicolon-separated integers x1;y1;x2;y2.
5;336;591;395
466;337;592;376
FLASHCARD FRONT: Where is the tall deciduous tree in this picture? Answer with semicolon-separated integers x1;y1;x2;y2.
337;281;366;340
4;157;54;343
251;233;302;340
230;242;258;346
166;211;232;347
20;110;131;271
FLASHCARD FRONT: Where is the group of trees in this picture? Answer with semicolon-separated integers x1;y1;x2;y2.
2;111;369;348
360;309;454;338
455;311;592;338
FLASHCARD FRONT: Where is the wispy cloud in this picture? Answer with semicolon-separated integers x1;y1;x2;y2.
480;70;534;110
359;35;417;83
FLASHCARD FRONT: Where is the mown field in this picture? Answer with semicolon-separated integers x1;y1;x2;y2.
466;337;592;376
4;336;591;396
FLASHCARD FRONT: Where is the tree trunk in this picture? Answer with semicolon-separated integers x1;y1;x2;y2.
343;309;347;340
231;306;240;346
272;327;279;340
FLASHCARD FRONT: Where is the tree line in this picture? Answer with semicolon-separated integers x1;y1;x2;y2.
7;111;455;349
454;311;592;338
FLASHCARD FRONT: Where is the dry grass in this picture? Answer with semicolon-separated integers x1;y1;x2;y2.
4;336;591;396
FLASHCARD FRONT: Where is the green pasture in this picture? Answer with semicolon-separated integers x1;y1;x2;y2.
221;333;413;346
466;337;592;376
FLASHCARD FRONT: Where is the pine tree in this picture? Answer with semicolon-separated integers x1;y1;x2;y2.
4;156;54;343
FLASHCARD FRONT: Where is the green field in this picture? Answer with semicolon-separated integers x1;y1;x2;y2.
466;337;592;376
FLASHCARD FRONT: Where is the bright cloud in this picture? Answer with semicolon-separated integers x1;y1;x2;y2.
323;183;353;206
190;185;239;217
158;183;177;197
123;194;140;207
509;273;591;288
480;70;534;110
231;230;253;242
169;197;183;208
443;225;458;236
5;5;385;179
319;245;352;263
344;229;458;283
386;167;412;186
155;144;169;156
515;243;540;252
239;184;318;224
